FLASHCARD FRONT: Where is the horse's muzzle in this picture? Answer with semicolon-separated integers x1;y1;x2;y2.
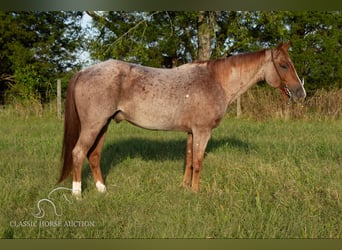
288;85;306;103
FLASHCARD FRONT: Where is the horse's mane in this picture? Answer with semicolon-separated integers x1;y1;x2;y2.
192;49;267;69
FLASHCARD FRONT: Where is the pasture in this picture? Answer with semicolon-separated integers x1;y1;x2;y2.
0;111;341;238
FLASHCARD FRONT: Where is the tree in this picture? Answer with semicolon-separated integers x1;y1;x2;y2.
197;11;213;60
0;11;84;104
285;11;342;91
86;11;214;67
86;11;341;92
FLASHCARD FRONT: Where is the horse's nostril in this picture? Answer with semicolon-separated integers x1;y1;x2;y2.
294;87;306;100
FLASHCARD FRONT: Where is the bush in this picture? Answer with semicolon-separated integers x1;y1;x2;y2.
227;86;342;121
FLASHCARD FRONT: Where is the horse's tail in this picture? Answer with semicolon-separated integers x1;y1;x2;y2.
58;72;81;183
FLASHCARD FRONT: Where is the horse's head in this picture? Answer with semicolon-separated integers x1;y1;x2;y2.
265;41;306;102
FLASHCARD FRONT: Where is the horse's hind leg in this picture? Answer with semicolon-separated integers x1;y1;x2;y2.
87;124;108;193
72;121;108;198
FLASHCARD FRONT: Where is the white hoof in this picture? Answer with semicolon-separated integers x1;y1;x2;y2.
96;181;107;193
72;181;82;199
72;190;82;200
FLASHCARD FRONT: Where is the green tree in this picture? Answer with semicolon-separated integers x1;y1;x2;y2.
0;11;84;104
86;11;341;92
87;11;220;67
285;11;342;91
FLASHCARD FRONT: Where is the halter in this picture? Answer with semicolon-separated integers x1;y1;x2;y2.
271;49;291;98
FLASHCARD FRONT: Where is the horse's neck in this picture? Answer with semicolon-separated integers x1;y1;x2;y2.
216;51;267;105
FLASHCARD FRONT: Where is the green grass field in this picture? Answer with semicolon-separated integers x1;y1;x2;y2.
0;112;341;238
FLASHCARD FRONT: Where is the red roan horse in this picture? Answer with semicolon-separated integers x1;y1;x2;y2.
58;41;306;198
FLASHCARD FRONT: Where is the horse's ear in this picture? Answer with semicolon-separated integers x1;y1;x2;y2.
282;40;291;50
275;41;291;51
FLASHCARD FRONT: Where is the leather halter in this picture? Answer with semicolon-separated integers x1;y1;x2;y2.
271;49;291;98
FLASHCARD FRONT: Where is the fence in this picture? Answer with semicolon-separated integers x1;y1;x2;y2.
57;79;62;119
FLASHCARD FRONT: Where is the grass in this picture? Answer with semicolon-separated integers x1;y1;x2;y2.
0;110;341;238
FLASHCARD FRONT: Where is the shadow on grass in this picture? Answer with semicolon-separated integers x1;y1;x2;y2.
82;135;253;184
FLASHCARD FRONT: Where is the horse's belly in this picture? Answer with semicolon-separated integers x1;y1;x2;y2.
117;87;226;131
124;110;184;131
115;102;184;131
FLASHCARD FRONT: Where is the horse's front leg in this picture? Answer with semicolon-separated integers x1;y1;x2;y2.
182;132;193;188
191;128;211;192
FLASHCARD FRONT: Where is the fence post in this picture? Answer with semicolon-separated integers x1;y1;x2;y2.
57;79;62;119
236;95;241;118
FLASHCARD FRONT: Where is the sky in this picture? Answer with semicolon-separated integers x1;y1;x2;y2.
78;12;93;67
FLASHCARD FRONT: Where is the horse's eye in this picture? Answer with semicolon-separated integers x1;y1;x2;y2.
280;64;288;69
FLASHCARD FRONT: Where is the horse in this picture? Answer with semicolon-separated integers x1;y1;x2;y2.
58;41;306;198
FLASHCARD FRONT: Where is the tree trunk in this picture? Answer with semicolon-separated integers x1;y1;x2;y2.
197;11;212;61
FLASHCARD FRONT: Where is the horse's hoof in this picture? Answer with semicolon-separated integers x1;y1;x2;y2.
191;186;200;193
180;182;190;190
96;181;107;193
72;191;82;200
